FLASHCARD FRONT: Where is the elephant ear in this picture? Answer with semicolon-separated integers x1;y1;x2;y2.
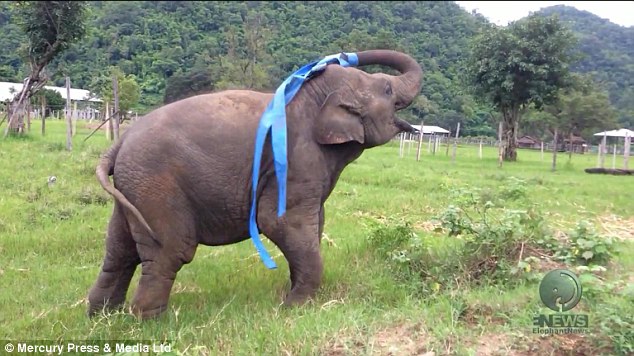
313;91;365;145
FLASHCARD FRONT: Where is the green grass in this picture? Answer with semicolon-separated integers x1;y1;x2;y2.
1;119;632;355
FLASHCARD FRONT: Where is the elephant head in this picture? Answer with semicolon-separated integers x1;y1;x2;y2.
311;50;423;148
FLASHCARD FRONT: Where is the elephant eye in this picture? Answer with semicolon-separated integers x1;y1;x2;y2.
384;83;393;96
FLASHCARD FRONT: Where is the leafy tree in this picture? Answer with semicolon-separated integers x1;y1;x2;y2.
4;1;88;137
464;14;578;161
214;12;275;91
33;88;64;114
546;76;617;160
164;67;215;104
91;67;140;120
524;74;618;170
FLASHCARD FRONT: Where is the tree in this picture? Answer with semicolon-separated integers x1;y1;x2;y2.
117;75;140;120
90;67;140;120
214;12;275;91
524;74;618;170
545;76;617;166
32;87;64;115
163;66;214;104
406;95;437;123
4;1;88;137
464;13;578;161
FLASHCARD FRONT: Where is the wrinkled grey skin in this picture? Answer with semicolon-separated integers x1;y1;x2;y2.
87;50;423;320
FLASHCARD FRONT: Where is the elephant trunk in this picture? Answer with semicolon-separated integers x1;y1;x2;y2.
354;50;423;110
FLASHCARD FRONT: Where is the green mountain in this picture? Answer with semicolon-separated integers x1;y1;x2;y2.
0;1;495;136
536;5;634;128
0;2;630;135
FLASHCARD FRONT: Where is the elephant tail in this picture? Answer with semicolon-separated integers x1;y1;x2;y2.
96;140;161;247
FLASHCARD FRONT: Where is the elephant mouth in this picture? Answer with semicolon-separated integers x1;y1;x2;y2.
394;118;417;134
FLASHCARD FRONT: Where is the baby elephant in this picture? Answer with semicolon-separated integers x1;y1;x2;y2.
87;49;422;320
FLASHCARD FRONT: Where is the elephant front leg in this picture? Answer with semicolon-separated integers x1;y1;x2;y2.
264;212;323;307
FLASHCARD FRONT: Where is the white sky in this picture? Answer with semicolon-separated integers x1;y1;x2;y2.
454;1;634;27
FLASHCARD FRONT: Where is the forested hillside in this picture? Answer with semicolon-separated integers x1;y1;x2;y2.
536;5;634;128
0;1;497;136
0;1;631;135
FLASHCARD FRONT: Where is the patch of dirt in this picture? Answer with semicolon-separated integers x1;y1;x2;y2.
413;220;442;233
597;214;634;241
322;322;434;356
466;331;613;356
470;333;519;356
459;303;508;327
520;333;613;356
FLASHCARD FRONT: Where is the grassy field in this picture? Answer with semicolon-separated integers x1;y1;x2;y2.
0;119;632;356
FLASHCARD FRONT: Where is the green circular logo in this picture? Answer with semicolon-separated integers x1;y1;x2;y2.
539;269;583;312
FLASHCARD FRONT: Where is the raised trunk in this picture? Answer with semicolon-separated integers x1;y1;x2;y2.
502;106;519;162
353;50;423;109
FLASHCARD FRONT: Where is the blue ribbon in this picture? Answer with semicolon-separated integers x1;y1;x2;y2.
248;52;360;269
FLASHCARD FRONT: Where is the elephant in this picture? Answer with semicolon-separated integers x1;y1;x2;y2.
87;49;422;320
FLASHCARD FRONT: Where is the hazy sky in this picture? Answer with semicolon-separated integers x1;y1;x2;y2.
454;1;634;27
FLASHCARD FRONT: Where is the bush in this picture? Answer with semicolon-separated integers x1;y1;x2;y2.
552;220;617;267
365;183;620;301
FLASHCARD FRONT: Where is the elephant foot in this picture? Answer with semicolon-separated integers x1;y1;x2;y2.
128;268;177;321
282;287;318;307
87;268;137;318
130;304;169;320
87;296;126;318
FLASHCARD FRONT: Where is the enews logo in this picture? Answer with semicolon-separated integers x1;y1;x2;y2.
532;269;590;334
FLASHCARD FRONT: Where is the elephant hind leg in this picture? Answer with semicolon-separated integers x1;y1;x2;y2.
126;209;198;320
88;202;141;317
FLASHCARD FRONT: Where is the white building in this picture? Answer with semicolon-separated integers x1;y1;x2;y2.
410;125;451;136
0;81;102;104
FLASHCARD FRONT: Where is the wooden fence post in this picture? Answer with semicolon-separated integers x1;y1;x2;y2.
551;128;558;172
112;74;120;142
599;132;607;168
479;138;483;159
26;98;31;132
612;144;617;169
106;101;112;140
451;122;460;163
72;101;77;136
498;121;503;168
65;76;72;151
416;121;424;162
40;94;46;136
624;133;631;170
445;135;450;156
